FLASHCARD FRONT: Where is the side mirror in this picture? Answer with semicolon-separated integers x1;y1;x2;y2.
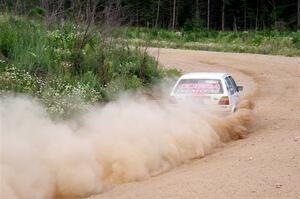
237;86;243;92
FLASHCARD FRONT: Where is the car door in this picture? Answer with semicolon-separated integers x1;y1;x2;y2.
224;76;238;111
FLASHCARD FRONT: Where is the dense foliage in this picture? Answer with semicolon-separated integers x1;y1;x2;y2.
0;16;171;117
1;0;299;31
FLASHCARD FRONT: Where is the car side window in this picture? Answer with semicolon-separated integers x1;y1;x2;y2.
228;76;238;92
225;77;235;95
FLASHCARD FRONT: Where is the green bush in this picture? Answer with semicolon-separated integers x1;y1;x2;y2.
0;16;172;117
0;66;101;117
28;7;46;18
183;19;206;31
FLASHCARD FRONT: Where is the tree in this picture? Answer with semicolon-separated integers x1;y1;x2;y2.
255;0;259;30
269;0;277;28
1;0;299;31
242;0;247;31
207;0;210;30
297;0;300;30
172;0;176;30
155;0;160;27
222;0;225;31
195;0;200;19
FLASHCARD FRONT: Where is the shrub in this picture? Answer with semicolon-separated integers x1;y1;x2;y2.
28;7;46;18
0;66;102;117
0;16;171;117
115;27;300;56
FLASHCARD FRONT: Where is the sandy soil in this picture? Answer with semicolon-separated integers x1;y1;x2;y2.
91;48;300;199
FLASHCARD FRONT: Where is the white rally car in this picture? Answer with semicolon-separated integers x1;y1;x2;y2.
170;72;243;113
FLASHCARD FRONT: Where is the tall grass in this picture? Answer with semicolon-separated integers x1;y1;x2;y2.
0;16;175;117
113;27;300;56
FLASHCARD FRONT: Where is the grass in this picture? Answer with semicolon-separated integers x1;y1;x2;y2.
112;27;300;56
0;15;178;118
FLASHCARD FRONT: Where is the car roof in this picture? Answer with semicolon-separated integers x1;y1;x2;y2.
179;72;229;80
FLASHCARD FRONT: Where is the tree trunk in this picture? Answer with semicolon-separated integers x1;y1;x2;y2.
136;8;139;26
233;16;237;31
155;0;160;27
207;0;210;30
195;0;200;19
255;0;259;31
297;0;300;30
14;0;20;14
271;0;277;28
222;0;225;31
244;5;247;31
172;0;176;31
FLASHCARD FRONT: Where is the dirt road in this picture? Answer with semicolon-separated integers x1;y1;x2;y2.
91;48;300;199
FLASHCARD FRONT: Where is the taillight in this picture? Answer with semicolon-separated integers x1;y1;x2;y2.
219;96;230;105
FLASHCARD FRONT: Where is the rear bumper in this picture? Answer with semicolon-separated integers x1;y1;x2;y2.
169;96;234;113
205;105;233;115
218;105;232;112
168;100;233;114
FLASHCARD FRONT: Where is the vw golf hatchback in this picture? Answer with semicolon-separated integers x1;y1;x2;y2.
170;72;243;113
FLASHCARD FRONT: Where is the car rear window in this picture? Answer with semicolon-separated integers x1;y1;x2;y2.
174;79;223;94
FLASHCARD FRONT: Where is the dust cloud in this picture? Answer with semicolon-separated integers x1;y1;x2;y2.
0;92;254;199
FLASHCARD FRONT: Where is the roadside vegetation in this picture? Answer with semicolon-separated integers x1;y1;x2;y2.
113;27;300;57
0;15;177;117
1;0;299;117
